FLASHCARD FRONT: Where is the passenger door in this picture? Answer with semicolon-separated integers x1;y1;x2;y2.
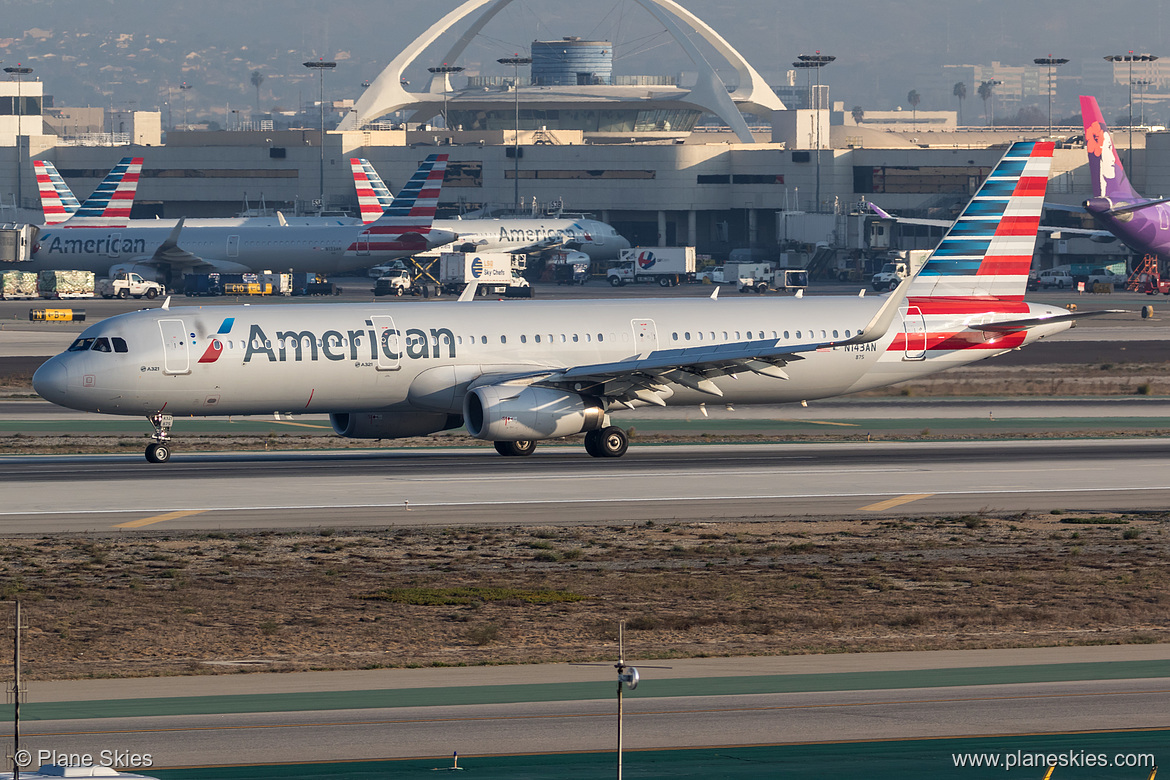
901;306;926;361
631;319;659;358
158;319;191;375
370;315;401;371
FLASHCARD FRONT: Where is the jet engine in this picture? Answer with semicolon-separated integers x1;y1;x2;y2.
330;411;462;439
463;384;604;441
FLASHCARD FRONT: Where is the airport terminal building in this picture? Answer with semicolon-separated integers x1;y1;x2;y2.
0;0;1155;269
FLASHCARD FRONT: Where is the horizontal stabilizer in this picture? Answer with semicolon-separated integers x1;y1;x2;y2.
970;309;1125;333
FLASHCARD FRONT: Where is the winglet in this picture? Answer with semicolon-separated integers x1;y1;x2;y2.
867;201;895;220
833;274;914;347
458;282;478;302
709;286;719;300
161;295;171;311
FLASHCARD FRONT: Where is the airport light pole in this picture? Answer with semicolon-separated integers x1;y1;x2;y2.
1105;53;1159;171
793;53;834;212
179;81;191;129
303;58;337;212
498;55;531;214
427;64;464;131
1135;78;1153;127
1032;56;1068;136
5;64;32;209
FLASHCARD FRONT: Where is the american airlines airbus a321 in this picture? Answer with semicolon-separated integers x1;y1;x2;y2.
34;142;1110;463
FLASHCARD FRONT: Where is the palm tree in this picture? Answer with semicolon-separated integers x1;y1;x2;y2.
907;89;921;131
977;80;995;125
953;81;967;126
250;70;265;113
851;105;865;125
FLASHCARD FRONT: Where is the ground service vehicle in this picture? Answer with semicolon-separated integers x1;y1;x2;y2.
871;250;930;292
1034;268;1074;289
725;262;774;293
607;247;696;287
374;269;417;297
439;252;530;296
98;272;164;300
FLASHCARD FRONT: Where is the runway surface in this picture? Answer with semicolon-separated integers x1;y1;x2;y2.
11;646;1169;768
2;439;1170;532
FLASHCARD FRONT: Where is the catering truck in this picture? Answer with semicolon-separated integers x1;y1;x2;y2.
606;246;696;287
438;252;532;297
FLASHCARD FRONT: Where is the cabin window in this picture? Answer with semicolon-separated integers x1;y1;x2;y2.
722;331;728;340
520;335;527;343
783;331;790;339
598;334;605;342
620;332;630;342
560;334;567;343
572;334;579;343
845;330;851;337
92;337;112;353
735;331;741;339
795;331;801;339
758;331;765;339
68;338;95;352
585;333;592;342
684;332;691;341
456;336;463;345
696;332;703;341
481;335;488;344
821;330;827;338
833;329;839;338
709;331;715;341
535;334;542;343
501;335;507;344
771;331;777;339
672;332;678;341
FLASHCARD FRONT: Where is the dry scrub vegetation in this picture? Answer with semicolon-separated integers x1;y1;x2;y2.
2;512;1167;680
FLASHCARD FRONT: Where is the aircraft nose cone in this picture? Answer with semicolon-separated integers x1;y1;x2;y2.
32;356;68;403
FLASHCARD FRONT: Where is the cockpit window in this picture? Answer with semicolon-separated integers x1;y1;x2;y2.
92;337;112;353
67;338;95;352
112;337;128;353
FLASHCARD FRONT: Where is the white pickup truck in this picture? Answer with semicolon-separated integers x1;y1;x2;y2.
97;272;164;299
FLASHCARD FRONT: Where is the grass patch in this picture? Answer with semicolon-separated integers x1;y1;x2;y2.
357;586;584;606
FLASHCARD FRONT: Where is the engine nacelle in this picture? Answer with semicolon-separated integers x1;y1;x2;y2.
463;384;604;441
330;411;462;439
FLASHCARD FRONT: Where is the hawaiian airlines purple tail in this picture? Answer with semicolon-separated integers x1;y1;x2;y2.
1080;95;1140;201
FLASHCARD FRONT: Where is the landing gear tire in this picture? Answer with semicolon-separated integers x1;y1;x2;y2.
145;442;171;464
587;426;629;458
494;439;536;457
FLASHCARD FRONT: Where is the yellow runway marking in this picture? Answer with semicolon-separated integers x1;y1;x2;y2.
779;419;859;427
860;493;935;512
265;421;332;430
114;510;208;529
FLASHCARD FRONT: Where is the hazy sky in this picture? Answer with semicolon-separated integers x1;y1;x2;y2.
4;0;1168;118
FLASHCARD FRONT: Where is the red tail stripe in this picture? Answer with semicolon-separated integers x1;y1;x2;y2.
975;256;1034;276
1013;176;1048;197
907;297;1031;315
995;216;1041;236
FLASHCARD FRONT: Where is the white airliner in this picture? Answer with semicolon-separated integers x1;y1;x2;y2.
17;155;456;284
351;158;630;260
33;142;1110;463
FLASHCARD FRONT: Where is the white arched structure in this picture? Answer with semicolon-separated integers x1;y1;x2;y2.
337;0;784;143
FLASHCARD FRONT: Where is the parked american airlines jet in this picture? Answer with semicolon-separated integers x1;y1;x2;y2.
1080;94;1170;257
17;155;456;283
34;142;1110;463
351;158;630;260
35;157;143;226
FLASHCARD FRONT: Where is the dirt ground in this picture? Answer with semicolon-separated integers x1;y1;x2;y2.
2;513;1166;681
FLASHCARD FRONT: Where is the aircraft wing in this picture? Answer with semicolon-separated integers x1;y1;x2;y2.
493;283;914;406
867;202;1112;240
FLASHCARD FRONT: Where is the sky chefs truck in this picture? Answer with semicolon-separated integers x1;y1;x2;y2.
438;252;531;297
607;247;696;287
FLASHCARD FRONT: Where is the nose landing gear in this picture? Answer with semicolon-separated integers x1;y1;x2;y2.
145;412;174;463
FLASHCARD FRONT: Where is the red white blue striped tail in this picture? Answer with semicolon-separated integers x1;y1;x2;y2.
348;154;448;254
350;158;394;224
60;157;144;226
34;160;81;225
906;141;1053;301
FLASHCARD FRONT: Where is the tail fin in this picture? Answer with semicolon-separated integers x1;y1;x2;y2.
66;157;143;225
906;141;1053;301
350;158;394;224
1080;95;1139;200
34;160;82;225
347;154;450;257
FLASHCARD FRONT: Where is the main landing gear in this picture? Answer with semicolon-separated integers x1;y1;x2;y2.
490;426;631;459
145;412;174;464
584;426;629;458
